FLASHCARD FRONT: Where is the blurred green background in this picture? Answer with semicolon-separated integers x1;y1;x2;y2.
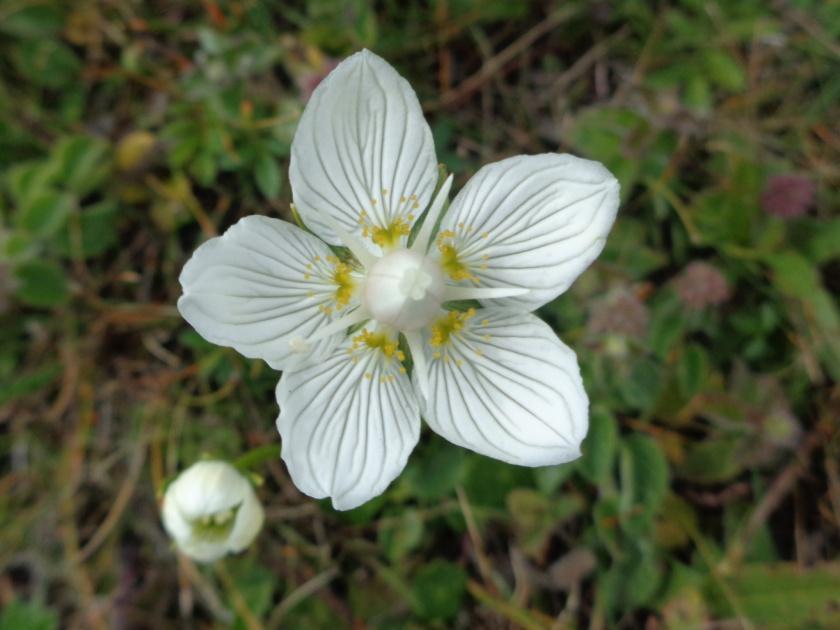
1;0;838;628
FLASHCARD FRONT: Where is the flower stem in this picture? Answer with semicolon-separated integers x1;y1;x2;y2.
233;444;281;472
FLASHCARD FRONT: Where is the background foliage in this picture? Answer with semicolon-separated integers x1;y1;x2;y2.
1;0;838;628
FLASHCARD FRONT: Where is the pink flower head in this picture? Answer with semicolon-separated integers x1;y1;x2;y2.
674;261;731;310
760;174;814;219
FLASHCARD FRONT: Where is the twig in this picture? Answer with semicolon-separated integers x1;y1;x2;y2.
725;416;834;566
466;580;557;630
76;438;147;563
216;561;264;630
267;566;339;627
455;486;499;594
429;6;578;110
178;555;233;624
538;26;630;106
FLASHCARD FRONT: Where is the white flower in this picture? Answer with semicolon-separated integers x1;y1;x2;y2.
161;460;264;562
178;50;619;510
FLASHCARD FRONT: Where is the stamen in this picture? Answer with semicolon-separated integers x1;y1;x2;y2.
352;329;405;362
429;308;475;347
443;285;529;301
404;331;429;401
411;174;454;254
301;204;377;269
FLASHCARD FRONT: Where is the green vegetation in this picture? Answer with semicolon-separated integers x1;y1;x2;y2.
1;0;838;627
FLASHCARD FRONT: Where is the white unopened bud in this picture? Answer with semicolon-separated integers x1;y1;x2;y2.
161;460;264;563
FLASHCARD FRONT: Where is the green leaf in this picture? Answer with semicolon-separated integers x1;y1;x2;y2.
678;438;742;484
619;357;663;413
462;455;532;508
411;560;466;620
53;200;120;258
620;434;669;516
677;343;709;399
5;161;57;207
793;218;840;264
0;363;62;407
684;74;712;113
769;251;840;380
50;135;111;196
579;407;619;485
225;557;276;629
254;152;281;199
507;489;583;558
648;295;684;358
13;39;82;89
599;218;668;279
378;509;424;562
14;260;69;308
0;4;64;38
704;563;840;629
703;49;745;91
17;190;74;237
403;438;466;500
533;462;574;495
0;600;58;630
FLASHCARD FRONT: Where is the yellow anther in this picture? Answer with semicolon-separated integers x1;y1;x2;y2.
381;188;389;195
364;372;372;380
352;330;406;362
481;319;489;326
331;262;356;308
430;308;476;347
369;216;411;249
438;243;475;282
436;230;477;282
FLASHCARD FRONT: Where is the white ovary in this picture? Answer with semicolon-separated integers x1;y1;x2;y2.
363;249;444;331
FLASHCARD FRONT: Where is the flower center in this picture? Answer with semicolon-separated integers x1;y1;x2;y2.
190;506;238;542
363;249;444;331
436;230;477;282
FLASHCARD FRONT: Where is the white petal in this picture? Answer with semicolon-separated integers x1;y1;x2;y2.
414;308;588;466
290;49;438;252
436;154;619;310
178;216;361;370
276;326;420;510
227;490;265;553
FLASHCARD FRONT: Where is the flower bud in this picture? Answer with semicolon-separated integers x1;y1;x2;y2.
161;460;264;563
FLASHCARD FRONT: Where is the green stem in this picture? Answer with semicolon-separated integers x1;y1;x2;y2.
233;444;281;472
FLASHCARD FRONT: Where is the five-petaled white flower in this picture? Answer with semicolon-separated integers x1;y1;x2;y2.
161;460;264;562
178;50;619;510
